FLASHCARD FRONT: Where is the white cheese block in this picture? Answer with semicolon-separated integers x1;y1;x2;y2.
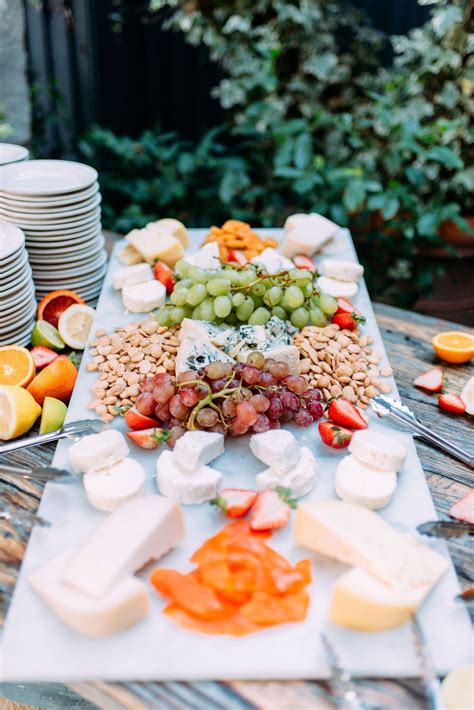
153;218;189;247
118;243;143;266
335;455;397;510
349;430;408;472
173;431;224;473
320;259;364;283
63;496;184;598
330;566;420;631
295;500;448;595
183;242;220;270
112;263;154;290
30;550;149;637
255;446;317;497
127;229;185;266
156;450;223;504
316;276;358;299
250;247;293;274
122;280;166;313
283;213;310;234
83;458;146;512
175;335;234;377
250;430;300;474
68;430;129;474
281;228;333;259
284;213;339;239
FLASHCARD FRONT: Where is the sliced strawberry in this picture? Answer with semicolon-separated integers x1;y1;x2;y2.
153;261;175;293
124;406;159;431
450;491;474;524
414;367;444;393
30;346;58;369
293;254;316;272
211;489;258;518
438;393;466;414
331;312;363;331
227;249;248;266
127;427;169;449
318;420;353;448
336;298;364;319
327;398;368;430
250;487;296;531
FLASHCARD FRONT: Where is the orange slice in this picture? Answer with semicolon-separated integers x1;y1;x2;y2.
0;346;36;387
432;331;474;364
37;289;85;328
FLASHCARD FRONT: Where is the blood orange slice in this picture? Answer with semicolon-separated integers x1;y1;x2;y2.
37;290;85;328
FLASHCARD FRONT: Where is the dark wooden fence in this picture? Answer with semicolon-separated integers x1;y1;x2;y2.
24;0;431;156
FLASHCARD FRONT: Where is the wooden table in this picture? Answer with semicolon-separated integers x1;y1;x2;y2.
1;304;473;710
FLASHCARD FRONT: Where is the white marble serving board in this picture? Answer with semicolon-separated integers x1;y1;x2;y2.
2;229;471;682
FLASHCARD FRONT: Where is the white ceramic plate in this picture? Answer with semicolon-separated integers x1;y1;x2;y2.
0;318;35;344
0;160;98;196
26;236;105;260
0;222;25;260
26;229;101;250
0;298;37;328
1;194;102;219
0;143;29;166
2;289;36;318
1;208;101;231
34;264;107;289
32;252;107;279
0;267;33;297
2;252;29;280
1;183;99;207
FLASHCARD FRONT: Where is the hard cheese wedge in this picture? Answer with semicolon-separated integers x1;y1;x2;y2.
63;496;184;598
29;550;149;637
295;500;448;630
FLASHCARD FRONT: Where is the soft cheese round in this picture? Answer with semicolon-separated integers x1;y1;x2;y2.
68;429;129;474
335;455;397;510
320;258;364;283
315;276;358;299
83;458;146;512
349;430;407;472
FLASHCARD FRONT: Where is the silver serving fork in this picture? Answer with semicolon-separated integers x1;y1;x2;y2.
410;616;444;710
0;462;75;483
370;396;473;468
0;419;107;455
321;633;365;709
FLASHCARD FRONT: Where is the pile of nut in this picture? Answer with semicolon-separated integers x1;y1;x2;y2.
86;319;180;422
294;324;392;410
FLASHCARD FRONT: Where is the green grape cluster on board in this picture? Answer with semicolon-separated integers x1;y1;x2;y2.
156;261;338;329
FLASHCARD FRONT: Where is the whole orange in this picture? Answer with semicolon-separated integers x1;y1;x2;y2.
27;355;78;406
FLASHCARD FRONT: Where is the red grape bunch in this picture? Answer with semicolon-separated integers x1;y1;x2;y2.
133;352;323;447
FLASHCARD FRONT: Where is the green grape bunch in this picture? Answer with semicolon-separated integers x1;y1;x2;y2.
156;260;338;329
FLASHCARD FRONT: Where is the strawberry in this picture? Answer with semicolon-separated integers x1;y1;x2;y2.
227;248;248;266
211;489;257;518
153;261;175;293
318;420;353;448
250;487;296;531
414;367;444;393
30;346;58;369
127;427;169;449
336;298;363;317
331;312;365;331
124;406;159;431
438;393;466;414
293;254;316;272
327;398;368;430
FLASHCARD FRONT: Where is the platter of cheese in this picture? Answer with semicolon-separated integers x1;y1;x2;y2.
2;226;471;682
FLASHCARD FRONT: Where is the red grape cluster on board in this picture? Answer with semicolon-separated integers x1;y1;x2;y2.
134;353;323;447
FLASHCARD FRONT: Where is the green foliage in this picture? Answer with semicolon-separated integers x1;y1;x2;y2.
80;0;473;306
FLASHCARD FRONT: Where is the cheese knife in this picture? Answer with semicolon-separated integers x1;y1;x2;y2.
0;505;51;528
0;462;74;483
410;616;443;710
370;396;474;468
417;520;474;539
0;419;107;455
321;633;364;709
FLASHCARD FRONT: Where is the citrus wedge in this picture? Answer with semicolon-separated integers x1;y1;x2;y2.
0;346;36;387
58;304;95;350
432;331;474;364
460;376;474;415
440;665;474;710
31;320;65;351
37;289;85;328
39;396;67;434
0;385;42;440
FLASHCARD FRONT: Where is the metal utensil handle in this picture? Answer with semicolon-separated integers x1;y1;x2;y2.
0;428;70;454
410;420;474;467
0;463;72;482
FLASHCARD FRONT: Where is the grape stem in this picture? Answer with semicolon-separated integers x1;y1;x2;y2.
179;377;241;430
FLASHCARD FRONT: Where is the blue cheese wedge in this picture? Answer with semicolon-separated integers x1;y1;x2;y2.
175;335;234;376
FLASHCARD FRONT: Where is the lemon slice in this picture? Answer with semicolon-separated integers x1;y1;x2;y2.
0;385;42;440
460;376;474;415
58;304;96;350
440;665;474;709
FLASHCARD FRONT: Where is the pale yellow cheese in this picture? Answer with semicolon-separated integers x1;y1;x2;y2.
153;218;189;247
126;229;184;266
29;550;149;637
330;567;420;631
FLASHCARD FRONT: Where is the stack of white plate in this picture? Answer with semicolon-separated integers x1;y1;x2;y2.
0;160;107;303
0;223;36;346
0;143;29;166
